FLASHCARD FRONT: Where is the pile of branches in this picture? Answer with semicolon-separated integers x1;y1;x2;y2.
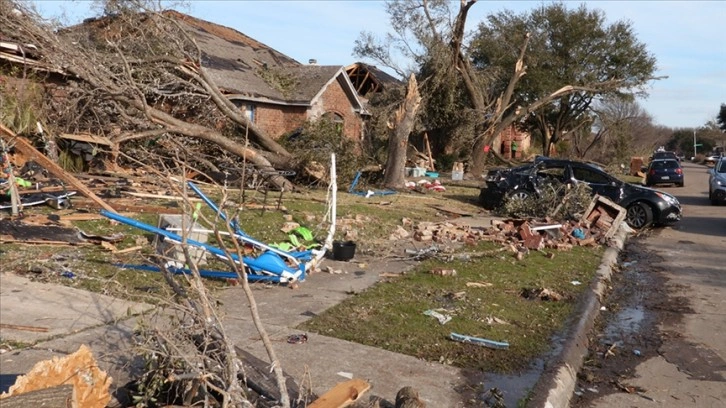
1;0;294;190
497;179;594;220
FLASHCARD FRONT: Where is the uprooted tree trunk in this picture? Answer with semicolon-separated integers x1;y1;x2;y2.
0;0;295;190
383;74;421;189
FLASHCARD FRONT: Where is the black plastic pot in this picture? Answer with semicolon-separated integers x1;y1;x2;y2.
332;240;356;261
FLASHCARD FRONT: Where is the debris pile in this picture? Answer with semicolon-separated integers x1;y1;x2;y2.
402;194;625;260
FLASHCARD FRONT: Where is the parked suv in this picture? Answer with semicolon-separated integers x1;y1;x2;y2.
708;156;726;205
479;157;682;229
646;159;684;187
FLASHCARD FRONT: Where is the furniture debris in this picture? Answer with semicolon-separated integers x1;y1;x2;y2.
581;195;627;239
348;170;395;197
102;155;338;284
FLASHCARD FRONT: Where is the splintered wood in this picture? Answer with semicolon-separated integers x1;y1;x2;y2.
307;378;371;408
0;344;112;408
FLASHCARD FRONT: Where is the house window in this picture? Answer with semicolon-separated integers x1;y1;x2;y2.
243;104;256;123
322;112;344;134
232;100;256;123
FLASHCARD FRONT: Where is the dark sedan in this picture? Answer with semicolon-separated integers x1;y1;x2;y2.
646;159;684;187
479;158;682;229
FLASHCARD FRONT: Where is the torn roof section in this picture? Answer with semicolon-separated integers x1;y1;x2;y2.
346;62;402;97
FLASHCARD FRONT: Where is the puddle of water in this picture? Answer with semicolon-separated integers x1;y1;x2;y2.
464;334;566;406
602;305;645;345
473;362;543;407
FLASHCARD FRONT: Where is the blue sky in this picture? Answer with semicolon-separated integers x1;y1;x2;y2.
31;1;726;129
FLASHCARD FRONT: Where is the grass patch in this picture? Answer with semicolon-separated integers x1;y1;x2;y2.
299;242;603;373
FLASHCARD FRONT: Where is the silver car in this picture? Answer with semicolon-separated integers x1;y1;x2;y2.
708;156;726;205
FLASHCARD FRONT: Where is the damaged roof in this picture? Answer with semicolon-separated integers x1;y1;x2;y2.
346;62;402;97
163;11;363;109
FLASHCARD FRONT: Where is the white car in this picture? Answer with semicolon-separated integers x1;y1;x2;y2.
705;153;722;166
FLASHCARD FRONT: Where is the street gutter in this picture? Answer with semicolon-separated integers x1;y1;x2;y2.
528;223;631;408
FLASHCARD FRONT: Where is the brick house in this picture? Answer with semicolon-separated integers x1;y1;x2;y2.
496;124;532;160
167;11;369;142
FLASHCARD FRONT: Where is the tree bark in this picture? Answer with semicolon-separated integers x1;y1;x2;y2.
383;74;421;189
0;384;76;408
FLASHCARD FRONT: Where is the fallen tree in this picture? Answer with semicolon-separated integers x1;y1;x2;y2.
0;0;295;189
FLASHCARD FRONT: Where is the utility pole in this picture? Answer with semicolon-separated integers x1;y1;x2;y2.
693;130;697;159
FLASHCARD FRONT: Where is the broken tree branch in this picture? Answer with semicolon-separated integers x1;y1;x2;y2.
0;124;117;213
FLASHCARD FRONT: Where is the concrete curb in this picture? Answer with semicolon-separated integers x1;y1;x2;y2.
528;225;630;408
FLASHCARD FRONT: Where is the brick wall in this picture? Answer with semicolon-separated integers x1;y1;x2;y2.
255;104;306;139
250;78;364;141
313;78;362;141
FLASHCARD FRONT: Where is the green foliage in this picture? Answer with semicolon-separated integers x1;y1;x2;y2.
256;67;298;98
58;149;86;173
471;2;657;152
0;68;44;135
279;118;366;186
718;103;726;132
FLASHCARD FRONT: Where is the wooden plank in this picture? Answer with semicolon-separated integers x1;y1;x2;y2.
0;124;117;213
428;204;475;217
58;133;114;146
233;345;309;404
423;132;435;171
0;323;49;333
307;378;370;408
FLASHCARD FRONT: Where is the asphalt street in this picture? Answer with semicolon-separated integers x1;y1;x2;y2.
583;161;726;407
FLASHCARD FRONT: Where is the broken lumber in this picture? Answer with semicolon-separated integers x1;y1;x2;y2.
307;378;371;408
233;346;309;404
0;124;117;213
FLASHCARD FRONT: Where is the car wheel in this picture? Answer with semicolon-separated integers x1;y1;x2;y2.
508;190;530;201
626;202;654;229
677;182;684;187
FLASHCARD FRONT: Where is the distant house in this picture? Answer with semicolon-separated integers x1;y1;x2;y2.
162;11;370;142
496;125;532;160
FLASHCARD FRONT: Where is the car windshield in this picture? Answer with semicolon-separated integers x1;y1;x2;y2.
717;160;726;173
651;160;680;169
653;152;676;159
